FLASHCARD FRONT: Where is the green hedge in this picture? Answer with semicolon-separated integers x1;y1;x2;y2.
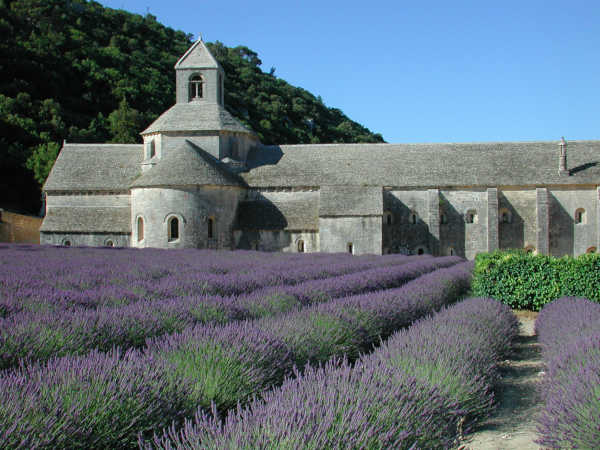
472;250;600;310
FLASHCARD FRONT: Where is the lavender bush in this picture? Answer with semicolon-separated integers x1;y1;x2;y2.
1;245;416;315
144;321;294;415
143;297;515;450
0;348;192;449
237;255;462;318
0;295;247;370
256;261;472;367
535;297;600;448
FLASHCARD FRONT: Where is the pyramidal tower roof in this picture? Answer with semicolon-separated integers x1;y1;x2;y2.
174;36;222;70
131;140;245;188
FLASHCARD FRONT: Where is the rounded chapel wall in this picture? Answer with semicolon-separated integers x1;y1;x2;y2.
131;186;243;249
132;187;205;248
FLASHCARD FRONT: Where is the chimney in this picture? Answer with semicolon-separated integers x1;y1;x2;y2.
558;136;569;176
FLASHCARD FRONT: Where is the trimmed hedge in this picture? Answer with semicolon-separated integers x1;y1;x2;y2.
471;250;600;310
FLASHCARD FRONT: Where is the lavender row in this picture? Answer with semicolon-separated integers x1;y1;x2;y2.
0;263;471;448
146;295;516;449
1;247;418;315
0;295;247;370
0;256;457;370
237;255;461;318
534;297;600;449
142;261;472;417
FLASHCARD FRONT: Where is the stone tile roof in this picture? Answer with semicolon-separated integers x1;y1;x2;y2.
242;140;600;188
236;197;318;231
40;207;130;232
141;102;252;135
174;38;222;70
130;141;245;188
319;185;383;216
43;144;143;192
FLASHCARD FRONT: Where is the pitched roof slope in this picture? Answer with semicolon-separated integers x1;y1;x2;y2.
319;185;383;216
40;207;130;232
141;102;252;135
43;144;143;192
236;197;318;231
174;38;222;70
130;140;245;188
242;140;600;188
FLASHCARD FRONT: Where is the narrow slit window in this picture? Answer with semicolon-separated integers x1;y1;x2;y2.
347;243;354;254
297;240;305;253
168;217;179;242
575;208;586;224
208;217;214;239
137;217;144;242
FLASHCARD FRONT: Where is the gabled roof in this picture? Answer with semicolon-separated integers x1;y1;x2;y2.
43;144;143;192
319;185;382;216
141;102;253;135
130;140;246;188
242;140;600;188
40;207;130;233
175;38;222;70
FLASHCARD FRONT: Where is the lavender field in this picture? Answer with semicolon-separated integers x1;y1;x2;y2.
0;244;483;448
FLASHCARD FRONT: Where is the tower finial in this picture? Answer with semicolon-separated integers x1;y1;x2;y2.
197;33;203;42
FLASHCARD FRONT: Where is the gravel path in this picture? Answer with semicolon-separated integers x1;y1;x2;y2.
458;311;544;450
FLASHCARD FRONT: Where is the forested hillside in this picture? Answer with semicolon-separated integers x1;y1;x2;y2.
0;0;384;213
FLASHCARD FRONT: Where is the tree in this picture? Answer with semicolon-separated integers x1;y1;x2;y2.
107;98;143;143
26;141;60;186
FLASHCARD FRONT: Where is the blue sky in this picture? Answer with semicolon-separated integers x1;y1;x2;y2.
98;0;600;144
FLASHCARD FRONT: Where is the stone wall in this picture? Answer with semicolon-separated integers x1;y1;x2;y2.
40;232;130;247
131;185;243;249
440;189;488;260
549;187;597;256
383;190;430;255
233;230;319;252
497;189;537;252
319;216;382;255
0;210;42;244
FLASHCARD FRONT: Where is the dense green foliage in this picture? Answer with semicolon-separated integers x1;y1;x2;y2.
472;250;600;310
0;0;384;213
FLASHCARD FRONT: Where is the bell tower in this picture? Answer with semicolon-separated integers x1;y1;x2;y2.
174;36;225;106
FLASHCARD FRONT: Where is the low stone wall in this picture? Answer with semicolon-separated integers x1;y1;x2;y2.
0;210;42;244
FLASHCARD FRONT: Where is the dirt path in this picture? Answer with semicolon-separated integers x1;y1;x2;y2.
458;310;544;450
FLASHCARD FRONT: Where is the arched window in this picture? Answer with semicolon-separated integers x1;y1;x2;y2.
189;74;203;101
384;211;393;225
207;217;215;239
409;212;417;225
137;217;144;242
168;217;179;242
448;247;455;256
297;239;305;253
347;242;354;254
104;239;114;247
415;246;427;255
499;208;512;224
586;246;597;254
149;140;155;158
575;208;586;224
466;210;478;224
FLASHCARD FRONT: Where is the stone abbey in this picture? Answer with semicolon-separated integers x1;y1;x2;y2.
41;39;600;259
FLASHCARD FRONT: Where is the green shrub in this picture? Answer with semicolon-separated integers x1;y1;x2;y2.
472;250;600;310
